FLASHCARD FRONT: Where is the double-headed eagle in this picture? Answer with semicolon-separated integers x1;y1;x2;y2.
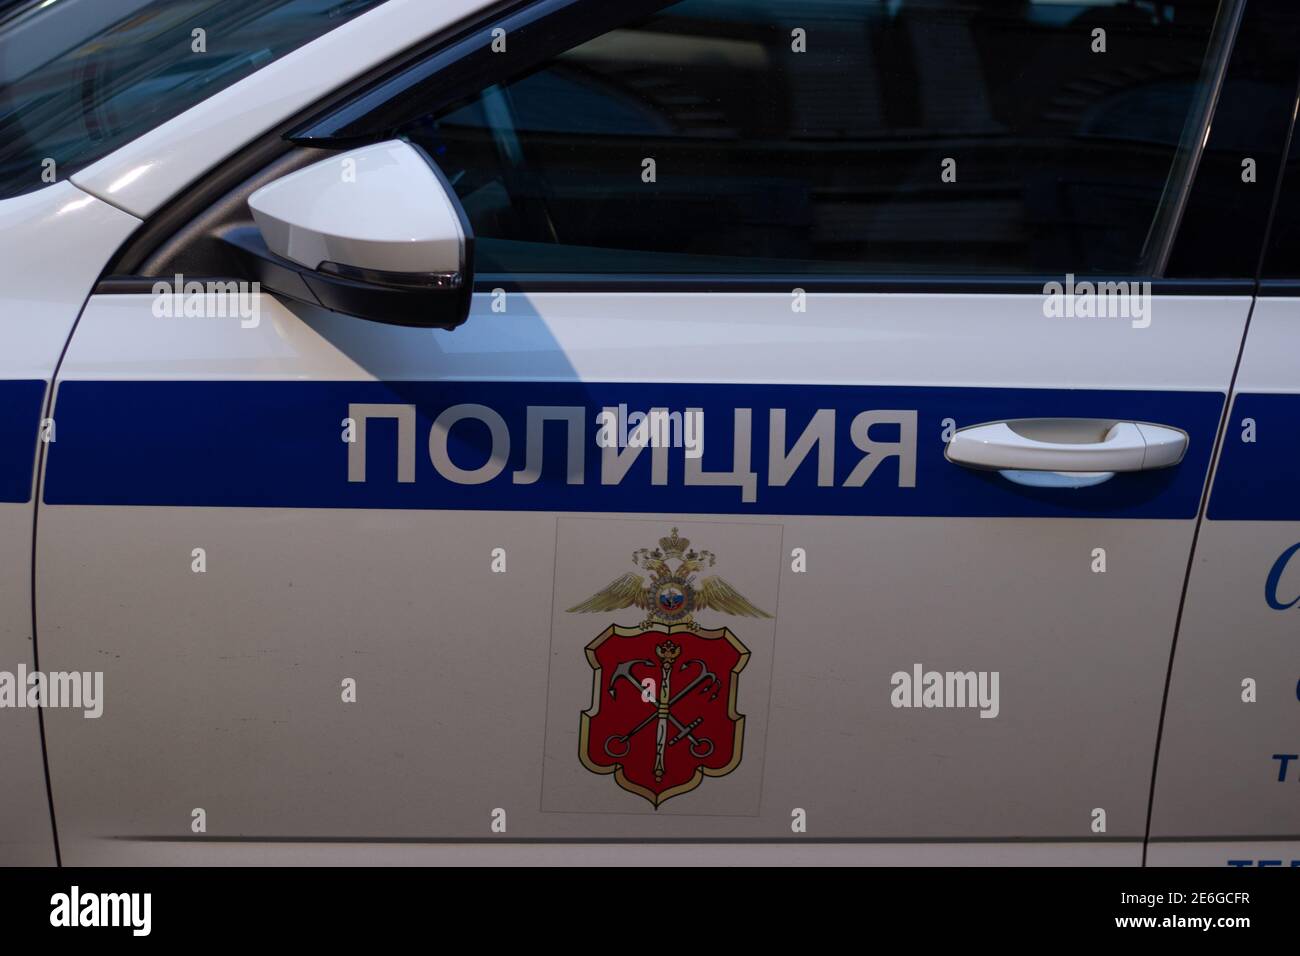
567;528;772;626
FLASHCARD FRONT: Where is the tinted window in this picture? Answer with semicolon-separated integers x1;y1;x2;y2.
0;0;388;201
1168;0;1300;280
402;0;1223;276
1262;99;1300;280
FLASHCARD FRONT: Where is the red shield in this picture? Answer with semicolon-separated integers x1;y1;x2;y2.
580;623;749;807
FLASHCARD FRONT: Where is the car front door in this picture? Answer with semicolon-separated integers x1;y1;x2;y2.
0;0;479;867
0;183;138;866
34;0;1280;864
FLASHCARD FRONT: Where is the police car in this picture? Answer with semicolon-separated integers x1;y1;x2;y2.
1;0;1297;867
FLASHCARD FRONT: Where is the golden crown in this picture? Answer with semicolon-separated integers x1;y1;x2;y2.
659;528;689;557
632;527;716;571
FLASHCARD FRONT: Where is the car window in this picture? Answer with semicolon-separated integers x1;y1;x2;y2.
399;0;1225;276
0;0;389;201
1261;121;1300;279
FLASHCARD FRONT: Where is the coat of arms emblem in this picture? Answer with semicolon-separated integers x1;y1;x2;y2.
568;528;771;807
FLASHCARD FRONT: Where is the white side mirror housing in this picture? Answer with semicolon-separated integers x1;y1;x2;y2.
249;139;466;278
226;139;474;329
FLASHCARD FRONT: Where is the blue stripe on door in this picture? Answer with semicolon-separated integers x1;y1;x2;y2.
43;381;1221;519
0;380;45;504
1207;393;1300;520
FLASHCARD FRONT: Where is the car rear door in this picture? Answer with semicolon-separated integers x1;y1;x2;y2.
34;0;1278;864
1149;52;1300;865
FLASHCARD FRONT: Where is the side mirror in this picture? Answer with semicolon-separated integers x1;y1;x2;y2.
223;140;473;329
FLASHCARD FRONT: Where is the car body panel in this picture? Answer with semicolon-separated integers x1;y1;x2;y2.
1149;297;1300;850
0;181;141;864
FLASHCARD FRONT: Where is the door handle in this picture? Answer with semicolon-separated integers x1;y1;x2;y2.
945;419;1188;475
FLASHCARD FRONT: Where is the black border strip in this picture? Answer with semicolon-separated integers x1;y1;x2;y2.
116;834;1139;845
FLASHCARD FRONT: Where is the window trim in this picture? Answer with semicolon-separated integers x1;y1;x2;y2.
1143;0;1247;276
95;272;1252;297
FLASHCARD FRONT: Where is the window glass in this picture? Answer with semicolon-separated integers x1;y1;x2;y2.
0;0;389;201
403;0;1224;276
1166;0;1298;279
1262;118;1300;279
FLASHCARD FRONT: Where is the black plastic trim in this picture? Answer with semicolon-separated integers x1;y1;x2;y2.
95;276;236;294
472;276;1253;295
221;227;472;330
1257;279;1300;295
97;273;1252;297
